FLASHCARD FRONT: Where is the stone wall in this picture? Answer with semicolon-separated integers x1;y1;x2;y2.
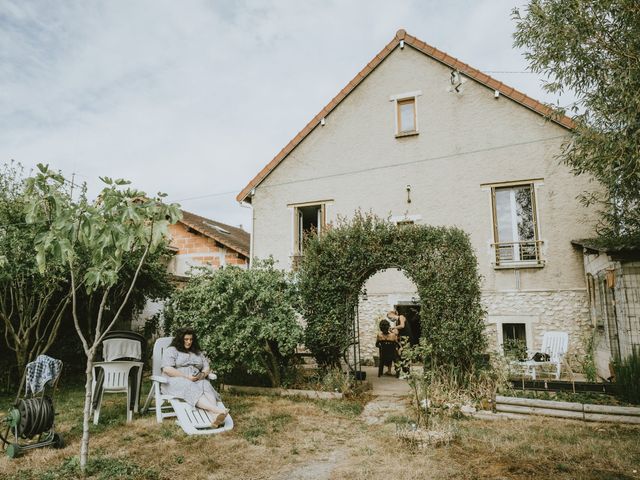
358;289;591;363
483;289;591;359
358;295;395;361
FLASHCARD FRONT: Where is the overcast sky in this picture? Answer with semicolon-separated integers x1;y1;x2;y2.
0;1;573;231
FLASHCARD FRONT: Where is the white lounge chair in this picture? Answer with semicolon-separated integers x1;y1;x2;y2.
141;336;233;435
521;331;569;380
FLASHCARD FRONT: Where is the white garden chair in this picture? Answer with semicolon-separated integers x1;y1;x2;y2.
141;336;233;435
521;331;569;380
91;333;144;425
91;361;143;424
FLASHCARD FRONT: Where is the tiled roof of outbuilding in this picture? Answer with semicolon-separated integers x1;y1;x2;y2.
178;209;250;257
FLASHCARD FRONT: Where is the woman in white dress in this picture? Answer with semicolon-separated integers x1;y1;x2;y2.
161;328;228;427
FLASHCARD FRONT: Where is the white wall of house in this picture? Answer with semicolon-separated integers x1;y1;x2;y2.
249;44;599;361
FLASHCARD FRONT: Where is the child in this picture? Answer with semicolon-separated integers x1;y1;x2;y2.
375;319;399;377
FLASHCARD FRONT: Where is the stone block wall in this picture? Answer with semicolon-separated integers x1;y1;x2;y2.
357;295;394;361
483;289;591;360
357;289;590;364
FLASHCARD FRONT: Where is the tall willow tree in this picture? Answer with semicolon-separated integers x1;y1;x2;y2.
514;0;640;240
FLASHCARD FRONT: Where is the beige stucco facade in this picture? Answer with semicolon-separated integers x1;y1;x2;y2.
247;44;599;364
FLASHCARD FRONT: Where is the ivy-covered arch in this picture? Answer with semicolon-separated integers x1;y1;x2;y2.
298;212;486;372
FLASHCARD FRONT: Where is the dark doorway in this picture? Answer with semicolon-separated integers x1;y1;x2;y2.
396;303;421;346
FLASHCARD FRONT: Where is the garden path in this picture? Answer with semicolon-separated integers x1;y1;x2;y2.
272;366;414;479
360;366;412;425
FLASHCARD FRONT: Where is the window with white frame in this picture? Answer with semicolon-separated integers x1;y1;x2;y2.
293;203;326;255
492;315;535;360
390;91;421;136
397;98;416;133
491;183;542;267
502;323;527;360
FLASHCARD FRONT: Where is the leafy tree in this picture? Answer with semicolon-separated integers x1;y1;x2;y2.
0;162;70;378
164;259;302;388
49;248;175;371
513;0;640;240
24;164;180;472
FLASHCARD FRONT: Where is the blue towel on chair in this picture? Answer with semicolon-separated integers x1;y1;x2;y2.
25;355;63;395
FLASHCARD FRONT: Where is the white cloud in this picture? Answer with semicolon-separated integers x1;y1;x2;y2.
0;0;574;230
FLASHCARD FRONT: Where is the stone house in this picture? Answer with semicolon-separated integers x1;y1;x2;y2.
237;30;599;366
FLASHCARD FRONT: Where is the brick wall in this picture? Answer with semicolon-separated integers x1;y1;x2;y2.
167;223;248;275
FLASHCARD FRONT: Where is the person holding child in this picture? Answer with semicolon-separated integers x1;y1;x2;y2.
387;310;412;377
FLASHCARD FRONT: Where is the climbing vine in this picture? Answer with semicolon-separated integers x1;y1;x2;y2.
297;211;486;375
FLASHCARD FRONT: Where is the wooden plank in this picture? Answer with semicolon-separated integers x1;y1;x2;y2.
496;404;585;420
583;404;640;416
583;413;640;424
496;395;583;411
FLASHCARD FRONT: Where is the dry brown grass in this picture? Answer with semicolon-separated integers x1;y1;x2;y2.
1;386;639;480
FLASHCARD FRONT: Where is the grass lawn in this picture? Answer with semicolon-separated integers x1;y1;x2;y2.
0;382;639;480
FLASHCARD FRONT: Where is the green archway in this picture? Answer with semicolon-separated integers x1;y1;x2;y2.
297;212;486;372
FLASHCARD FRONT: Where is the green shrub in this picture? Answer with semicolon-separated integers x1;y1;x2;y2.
613;347;640;404
164;259;303;387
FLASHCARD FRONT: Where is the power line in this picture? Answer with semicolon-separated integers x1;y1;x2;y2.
174;134;568;203
256;134;568;191
2;134;569;225
482;70;537;74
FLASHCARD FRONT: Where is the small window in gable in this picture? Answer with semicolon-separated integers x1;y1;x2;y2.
390;91;421;138
397;98;416;133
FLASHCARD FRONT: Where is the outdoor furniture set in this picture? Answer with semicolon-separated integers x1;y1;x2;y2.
511;331;569;380
90;332;233;436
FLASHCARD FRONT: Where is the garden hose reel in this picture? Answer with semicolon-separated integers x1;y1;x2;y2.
2;396;64;458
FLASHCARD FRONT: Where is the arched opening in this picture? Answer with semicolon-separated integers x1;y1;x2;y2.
298;212;486;380
358;268;420;365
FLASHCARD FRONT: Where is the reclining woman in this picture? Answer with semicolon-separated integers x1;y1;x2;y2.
161;327;229;427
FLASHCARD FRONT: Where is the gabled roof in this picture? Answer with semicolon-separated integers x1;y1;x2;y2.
237;29;575;203
178;209;250;257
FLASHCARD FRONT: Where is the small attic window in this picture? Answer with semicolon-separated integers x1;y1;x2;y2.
397;98;416;133
390;90;421;138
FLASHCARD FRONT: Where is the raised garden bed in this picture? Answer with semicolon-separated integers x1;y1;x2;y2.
496;395;640;424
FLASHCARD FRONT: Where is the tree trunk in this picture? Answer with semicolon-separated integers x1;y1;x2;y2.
79;351;95;473
264;342;281;388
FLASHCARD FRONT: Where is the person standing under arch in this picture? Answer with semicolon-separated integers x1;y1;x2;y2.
388;309;412;377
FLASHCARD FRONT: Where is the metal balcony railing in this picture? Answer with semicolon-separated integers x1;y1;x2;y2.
492;240;543;266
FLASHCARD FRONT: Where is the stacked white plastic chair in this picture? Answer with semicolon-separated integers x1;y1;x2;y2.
91;331;144;424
